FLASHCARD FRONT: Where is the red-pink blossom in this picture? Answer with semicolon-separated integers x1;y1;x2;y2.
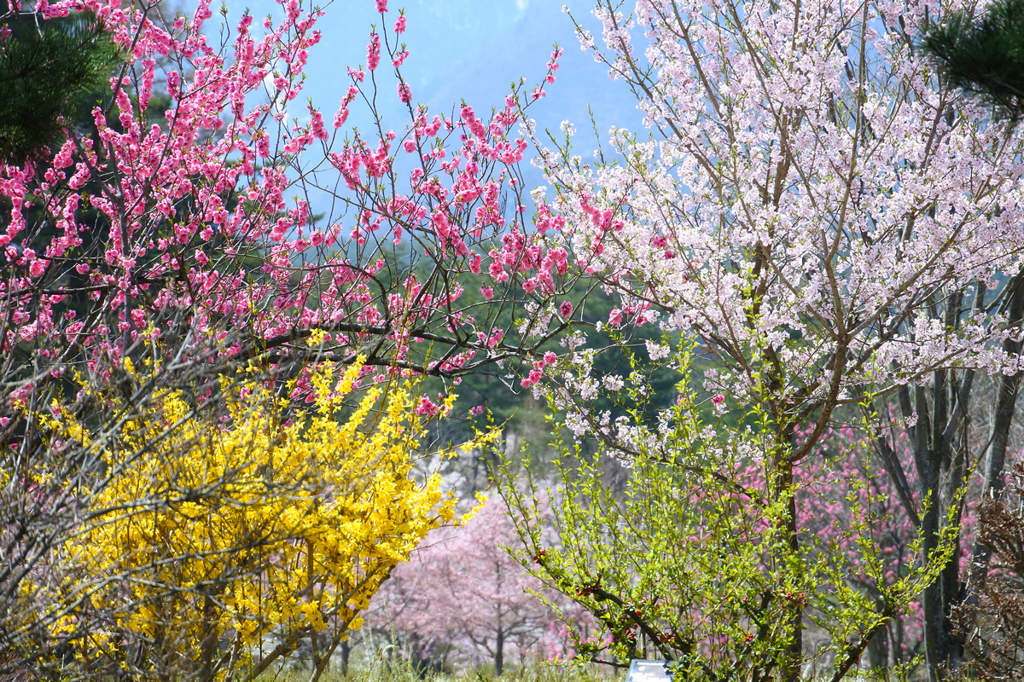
366;32;380;71
415;396;438;416
397;82;411;104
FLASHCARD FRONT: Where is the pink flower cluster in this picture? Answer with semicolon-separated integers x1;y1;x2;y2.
0;0;585;425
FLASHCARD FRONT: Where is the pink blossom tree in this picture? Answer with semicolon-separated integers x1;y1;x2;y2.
370;496;587;675
0;0;595;676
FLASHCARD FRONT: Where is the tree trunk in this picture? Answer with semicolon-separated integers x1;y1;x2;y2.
494;629;504;676
916;358;969;681
968;272;1024;595
910;374;949;682
866;607;890;679
920;451;948;682
778;458;803;682
199;595;219;682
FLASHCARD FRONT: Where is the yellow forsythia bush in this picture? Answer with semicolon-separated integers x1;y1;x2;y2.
39;357;464;681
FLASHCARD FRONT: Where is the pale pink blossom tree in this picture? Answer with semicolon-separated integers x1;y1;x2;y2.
513;1;1024;679
370;496;587;675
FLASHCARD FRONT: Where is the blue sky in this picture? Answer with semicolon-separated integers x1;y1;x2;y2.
210;0;649;218
218;0;645;150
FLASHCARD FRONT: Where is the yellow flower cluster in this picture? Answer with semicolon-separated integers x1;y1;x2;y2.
43;358;458;680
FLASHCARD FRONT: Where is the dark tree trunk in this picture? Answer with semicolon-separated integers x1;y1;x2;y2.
926;361;974;682
866;604;890;678
339;639;349;676
899;285;989;682
969;272;1024;596
919;455;947;682
199;595;219;682
785;491;802;682
494;629;504;676
914;371;959;682
774;455;803;682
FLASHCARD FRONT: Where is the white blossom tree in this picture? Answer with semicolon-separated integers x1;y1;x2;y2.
522;1;1024;679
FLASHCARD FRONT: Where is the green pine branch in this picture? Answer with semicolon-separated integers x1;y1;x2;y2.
0;6;119;162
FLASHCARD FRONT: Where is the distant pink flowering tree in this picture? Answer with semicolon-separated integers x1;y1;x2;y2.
370;496;586;674
795;426;945;676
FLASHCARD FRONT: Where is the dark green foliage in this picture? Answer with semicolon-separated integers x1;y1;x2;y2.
0;3;118;162
921;0;1024;118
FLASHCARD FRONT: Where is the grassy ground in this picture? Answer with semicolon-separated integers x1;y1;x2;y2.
256;659;943;682
256;659;618;682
